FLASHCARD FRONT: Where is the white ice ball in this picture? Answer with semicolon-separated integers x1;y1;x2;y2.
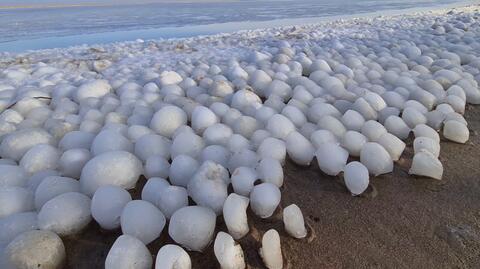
231;167;257;197
155;244;191;269
150;105;187;138
361;120;387;142
105;235;152;269
257;137;286;165
360;142;393;176
90;130;133;156
250;183;281;218
343;161;369;195
443;120;469;143
256;158;283;187
0;165;28;188
169;155;199;187
285;131;314;165
266;114;295;140
34;176;80;210
214;231;246;269
19;144;60;175
0;212;38;244
341;131;367;157
58;131;95;151
409;151;443;180
58;149;91;179
192;106;219;135
91;185;132;230
223;193;250;240
413;137;440;158
134;134;171;162
144;155;170;179
315;143;348;176
377;133;406;161
171;131;205;159
259;229;283;269
0;187;34;218
120;200;166;244
283;204;307;239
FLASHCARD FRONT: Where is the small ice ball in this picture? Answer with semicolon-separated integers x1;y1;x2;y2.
38;192;91;236
257;137;286;165
443;120;469;144
402;107;427;129
231;167;257;196
266;114;295;140
282;105;307;128
409;151;443;180
352;98;377;120
203;123;233;146
188;161;228;215
285;131;314;166
19;144;60;175
378;107;400;124
141;177;169;203
6;230;65;269
168;206;216;252
377;133;406;161
223;193;250;240
0;187;34;218
228;149;258;173
361;120;387;142
315;143;348;176
232;116;259;139
0;212;38;243
341;131;367;157
76;79;111;101
413;124;440;143
251;130;272;150
90;130;133;156
307;103;341;123
150;105;187;138
282;204;307;239
250;183;281;218
360;142;393;176
0;165;28;187
310;129;338;148
34;176;80;210
201;145;231;168
171;131;205;159
341;110;365;132
26;170;60;192
58;131;95;151
259;229;283;269
80;150;143;196
413;137;440;158
121;200;166;244
228;134;252;153
214;231;246;269
318;115;346;138
384;116;411;140
169;155;199;187
91;185;132;230
144;155;170;179
155;244;191;269
58;149;91;179
105;235;152;269
344;161;369;195
192;106;219;135
256;158;283;187
134;134;171;162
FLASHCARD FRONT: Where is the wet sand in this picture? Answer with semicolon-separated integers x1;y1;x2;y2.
62;104;480;269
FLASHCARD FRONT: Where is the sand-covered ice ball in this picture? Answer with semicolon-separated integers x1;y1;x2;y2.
38;192;92;236
105;235;152;269
155;244;191;269
91;185;132;230
250;183;281;218
169;206;216;252
80;150;143;196
120;200;166;245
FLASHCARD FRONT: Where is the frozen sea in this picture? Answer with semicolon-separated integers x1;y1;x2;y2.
0;0;472;52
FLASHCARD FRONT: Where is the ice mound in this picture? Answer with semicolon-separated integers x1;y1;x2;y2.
38;192;91;236
214;232;246;269
259;229;283;269
80;151;143;196
105;235;152;269
156;244;191;269
283;204;307;239
5;230;65;269
169;206;216;252
120;200;166;244
91;185;132;230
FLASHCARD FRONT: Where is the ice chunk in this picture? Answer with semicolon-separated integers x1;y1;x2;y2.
228;149;258;173
158;71;183;87
257;137;286;165
384;116;411;140
377;133;406;161
402;107;427;129
266;114;295;140
231;167;257;196
169;206;216;252
203;123;233;146
214;232;246;269
315;143;348;176
413;137;440;158
360;143;393;176
0;128;54;161
80;151;143;196
409;151;443;180
341;131;367;157
192;106;219;135
443;120;469;143
59;149;91;179
120;200;166;244
105;235;152;269
223;193;250;239
201;145;231;168
259;229;283;269
250;183;281;218
155;244;191;269
343;161;369;195
34;176;80;210
413;124;440;143
171;131;205;159
285;131;314;165
256;158;283;187
76;79;111;101
282;204;307;239
38;192;91;236
318;115;346;138
91;185;131;230
361;120;387;142
341;109;365;132
6;230;65;269
0;187;34;218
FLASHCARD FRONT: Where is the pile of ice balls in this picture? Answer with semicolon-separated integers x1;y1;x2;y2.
1;6;480;269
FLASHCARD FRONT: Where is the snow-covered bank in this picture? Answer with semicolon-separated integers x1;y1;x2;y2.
0;5;480;268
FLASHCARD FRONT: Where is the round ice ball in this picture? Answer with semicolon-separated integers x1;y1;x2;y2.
80;151;143;196
76;79;111;102
150;105;188;138
38;192;92;236
250;183;281;218
90;130;133;156
360;142;393;176
203;123;233;146
341;131;367;157
192;106;219;135
120;200;166;245
443;120;469;144
19;144;60;175
58;149;91;179
315;143;348;176
0;212;38;243
266;114;295;140
377;133;406;161
58;131;95;151
134;134;171;162
231;167;257;197
0;165;28;188
259;229;283;269
105;235;152;269
257;137;286;165
34;176;80;210
0;186;34;218
155;244;191;269
285;131;315;166
6;230;65;269
144;155;170;179
169;206;216;252
91;185;132;230
343;161;369;195
0;128;54;161
256;158;283;187
169;155;199;187
171;131;205;159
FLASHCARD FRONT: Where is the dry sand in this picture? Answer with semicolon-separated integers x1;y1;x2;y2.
61;104;480;269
